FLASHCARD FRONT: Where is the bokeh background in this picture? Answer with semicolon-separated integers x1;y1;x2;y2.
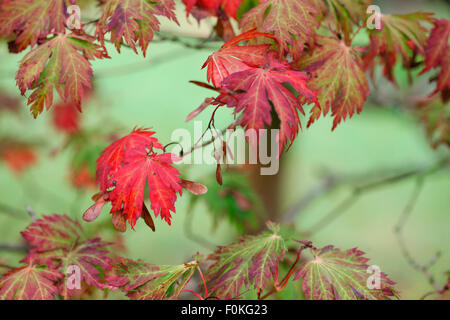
0;0;449;299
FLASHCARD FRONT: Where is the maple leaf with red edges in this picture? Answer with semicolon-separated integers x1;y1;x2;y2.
420;19;450;101
240;0;319;54
54;238;113;298
217;54;319;152
0;0;73;53
21;214;113;299
363;13;434;84
310;0;371;44
299;36;369;130
203;30;276;88
205;222;286;299
294;244;398;300
106;257;197;300
16;33;108;117
96;0;178;56
21;214;83;252
0;256;62;300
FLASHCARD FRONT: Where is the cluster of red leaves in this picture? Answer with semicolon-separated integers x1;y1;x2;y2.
0;215;112;300
83;128;206;232
190;0;449;155
0;140;37;174
192;30;320;152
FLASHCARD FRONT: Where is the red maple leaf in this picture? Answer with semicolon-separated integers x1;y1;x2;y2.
217;54;319;152
92;129;184;229
96;129;163;193
52;102;81;135
109;148;182;227
203;30;276;88
0;141;37;174
183;0;243;20
70;163;97;190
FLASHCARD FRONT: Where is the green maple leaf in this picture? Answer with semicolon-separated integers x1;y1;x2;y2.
240;0;319;54
311;0;371;43
96;0;178;56
294;245;398;300
16;33;108;117
205;222;286;299
299;35;370;130
106;258;197;300
364;13;434;83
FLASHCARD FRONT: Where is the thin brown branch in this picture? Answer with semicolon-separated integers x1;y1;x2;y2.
303;158;450;235
181;117;242;158
393;178;442;292
0;243;29;252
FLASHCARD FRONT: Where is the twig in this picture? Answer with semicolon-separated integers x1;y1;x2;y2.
0;243;29;252
0;263;14;270
304;158;450;235
181;117;241;158
281;175;338;223
25;205;36;222
393;178;442;292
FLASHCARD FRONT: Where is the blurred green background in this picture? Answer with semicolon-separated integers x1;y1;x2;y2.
0;0;449;299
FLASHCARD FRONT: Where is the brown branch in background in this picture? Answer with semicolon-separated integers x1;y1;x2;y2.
25;205;36;222
281;175;338;224
393;178;442;292
0;243;29;252
302;158;450;235
0;263;14;270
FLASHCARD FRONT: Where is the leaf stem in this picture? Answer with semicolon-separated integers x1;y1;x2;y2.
197;265;209;298
259;245;307;300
